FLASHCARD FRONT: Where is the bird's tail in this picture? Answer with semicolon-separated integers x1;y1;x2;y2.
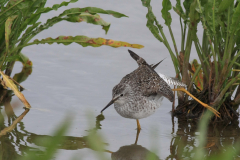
158;73;187;87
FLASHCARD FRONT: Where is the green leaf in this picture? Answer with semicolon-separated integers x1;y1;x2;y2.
31;36;144;48
218;0;234;13
161;0;172;26
230;2;240;34
0;22;5;46
13;1;46;36
63;13;111;34
5;54;20;62
18;6;128;47
17;0;72;38
13;65;32;84
9;11;23;47
145;13;163;42
16;22;42;46
27;0;45;14
17;52;32;67
142;0;150;7
12;36;144;52
219;20;226;41
60;7;128;18
5;15;18;53
52;0;77;10
176;0;184;14
141;0;163;42
0;0;23;26
202;0;220;36
183;0;194;18
8;0;31;10
236;30;240;46
25;0;78;25
173;0;186;20
23;22;41;37
0;0;46;37
0;0;9;7
188;0;200;38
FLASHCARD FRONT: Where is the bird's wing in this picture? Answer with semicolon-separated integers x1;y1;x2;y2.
137;66;174;102
158;73;187;87
126;50;175;102
156;77;175;102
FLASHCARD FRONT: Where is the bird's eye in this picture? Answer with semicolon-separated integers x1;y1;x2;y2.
120;94;123;97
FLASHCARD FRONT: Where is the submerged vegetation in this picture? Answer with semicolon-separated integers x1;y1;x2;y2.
141;0;240;122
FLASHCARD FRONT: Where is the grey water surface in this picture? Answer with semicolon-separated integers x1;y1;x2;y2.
2;0;240;159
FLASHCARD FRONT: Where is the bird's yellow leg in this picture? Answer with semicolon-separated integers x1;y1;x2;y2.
104;150;113;154
136;119;141;130
172;88;220;117
134;128;141;145
135;120;141;144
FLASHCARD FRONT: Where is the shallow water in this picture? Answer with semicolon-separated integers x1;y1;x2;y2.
0;0;240;159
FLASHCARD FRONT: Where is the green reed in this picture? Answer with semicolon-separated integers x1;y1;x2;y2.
141;0;240;112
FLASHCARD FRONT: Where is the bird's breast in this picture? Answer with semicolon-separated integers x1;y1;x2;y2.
114;95;163;119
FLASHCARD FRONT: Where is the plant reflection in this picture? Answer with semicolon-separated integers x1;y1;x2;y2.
0;65;32;159
0;111;106;159
0;64;32;137
26;114;107;151
1;105;240;160
166;118;240;159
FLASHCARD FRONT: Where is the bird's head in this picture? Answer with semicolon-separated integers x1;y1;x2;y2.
101;83;132;113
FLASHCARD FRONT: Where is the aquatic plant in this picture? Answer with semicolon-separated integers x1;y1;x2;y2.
0;0;143;110
141;0;240;121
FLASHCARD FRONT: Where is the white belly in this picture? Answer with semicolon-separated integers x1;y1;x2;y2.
114;94;164;119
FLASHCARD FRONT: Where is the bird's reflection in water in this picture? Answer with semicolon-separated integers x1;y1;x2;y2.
104;125;160;160
111;144;159;160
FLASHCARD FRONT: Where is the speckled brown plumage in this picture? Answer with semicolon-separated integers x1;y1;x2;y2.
120;50;174;102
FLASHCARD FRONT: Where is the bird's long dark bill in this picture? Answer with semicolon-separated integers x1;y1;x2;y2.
101;96;120;113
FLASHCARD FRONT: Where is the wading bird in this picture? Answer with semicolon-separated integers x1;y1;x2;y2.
101;50;220;130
